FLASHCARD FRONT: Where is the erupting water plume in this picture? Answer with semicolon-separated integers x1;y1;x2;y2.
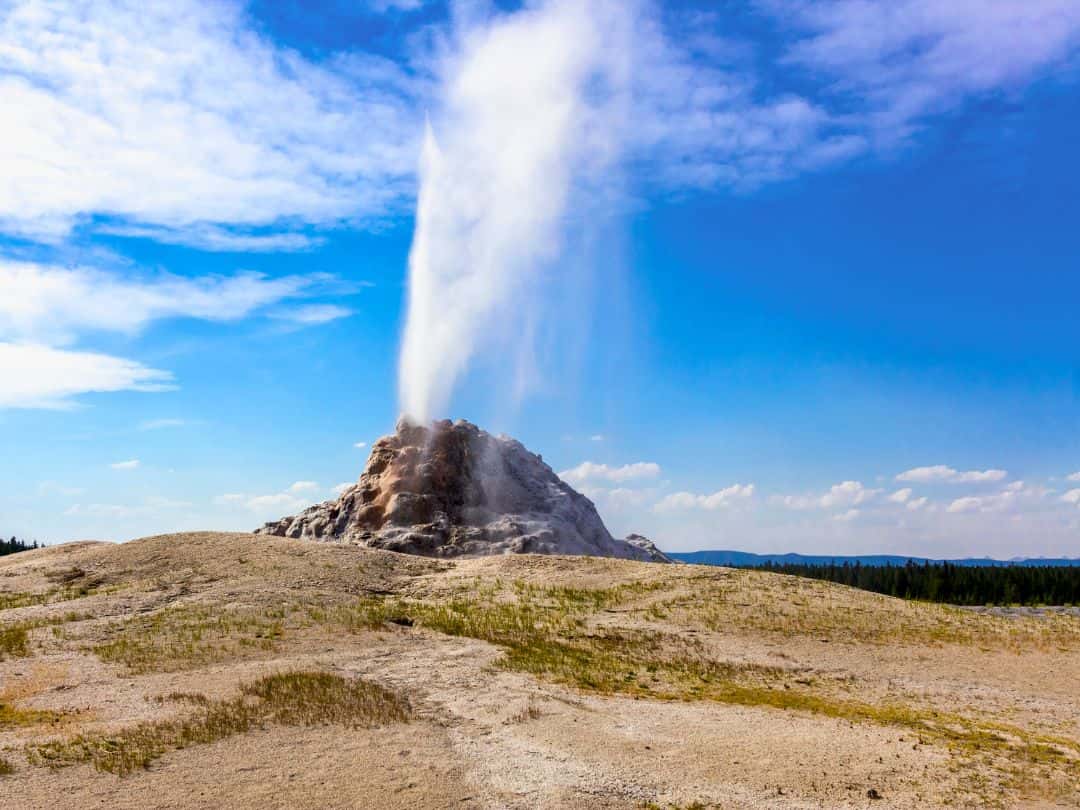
398;0;634;424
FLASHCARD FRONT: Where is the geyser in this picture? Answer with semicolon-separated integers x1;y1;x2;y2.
397;0;633;423
255;418;669;562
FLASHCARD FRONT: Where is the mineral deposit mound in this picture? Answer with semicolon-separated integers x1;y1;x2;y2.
256;418;670;562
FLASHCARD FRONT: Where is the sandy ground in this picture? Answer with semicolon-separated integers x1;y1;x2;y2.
2;533;1079;809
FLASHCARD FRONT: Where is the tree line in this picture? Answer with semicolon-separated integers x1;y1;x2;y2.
1;536;39;557
750;560;1080;606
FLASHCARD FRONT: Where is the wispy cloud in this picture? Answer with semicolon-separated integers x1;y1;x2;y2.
138;418;187;431
110;459;140;470
773;0;1080;143
0;343;172;409
0;260;343;345
0;0;421;246
270;304;354;325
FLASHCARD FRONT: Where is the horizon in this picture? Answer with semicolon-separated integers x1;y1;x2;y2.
2;0;1079;559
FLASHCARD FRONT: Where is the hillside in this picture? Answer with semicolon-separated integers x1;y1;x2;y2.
2;533;1080;808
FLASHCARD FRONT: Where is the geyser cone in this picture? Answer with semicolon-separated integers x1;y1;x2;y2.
256;418;669;562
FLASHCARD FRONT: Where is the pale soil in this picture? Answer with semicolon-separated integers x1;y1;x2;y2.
2;533;1079;809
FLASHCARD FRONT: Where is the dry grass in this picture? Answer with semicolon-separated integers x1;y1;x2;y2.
359;576;1080;797
675;570;1080;650
0;584;112;613
0;755;14;776
90;604;287;674
26;671;409;775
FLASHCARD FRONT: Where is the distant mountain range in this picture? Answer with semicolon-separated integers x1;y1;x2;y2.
668;550;1080;567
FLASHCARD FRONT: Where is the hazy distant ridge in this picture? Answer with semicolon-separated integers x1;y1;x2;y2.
670;550;1080;568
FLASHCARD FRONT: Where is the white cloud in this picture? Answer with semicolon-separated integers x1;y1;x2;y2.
820;480;881;509
1067;472;1080;483
776;0;1080;143
888;487;912;504
38;481;85;497
0;0;421;245
368;0;429;11
559;461;662;485
0;260;343;344
270;304;353;325
97;224;322;253
834;508;860;522
354;441;368;449
589;434;605;442
654;484;755;513
138;418;187;431
65;495;188;519
946;482;1048;514
332;482;355;496
896;465;1007;484
1062;489;1080;507
110;459;140;470
288;481;319;494
774;480;881;511
245;493;309;513
906;496;929;511
0;343;172;409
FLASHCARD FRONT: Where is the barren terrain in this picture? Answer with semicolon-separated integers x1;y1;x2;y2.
2;532;1079;808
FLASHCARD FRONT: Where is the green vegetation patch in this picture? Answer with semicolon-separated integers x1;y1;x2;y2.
0;755;14;776
0;623;30;659
0;702;65;730
0;584;113;613
26;671;409;775
91;604;287;674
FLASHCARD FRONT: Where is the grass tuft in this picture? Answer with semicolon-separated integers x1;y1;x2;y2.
0;756;14;776
0;623;30;659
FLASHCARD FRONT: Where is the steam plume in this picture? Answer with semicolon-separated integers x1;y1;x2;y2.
398;0;632;424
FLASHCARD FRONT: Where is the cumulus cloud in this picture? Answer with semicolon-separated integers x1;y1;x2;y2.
653;484;755;513
896;465;1007;484
820;480;881;509
1063;489;1080;507
0;343;172;409
1067;473;1080;483
559;461;662;485
946;481;1047;514
778;480;880;511
0;0;421;245
888;488;912;504
215;486;316;517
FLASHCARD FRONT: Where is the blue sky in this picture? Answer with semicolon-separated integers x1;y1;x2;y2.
1;0;1078;557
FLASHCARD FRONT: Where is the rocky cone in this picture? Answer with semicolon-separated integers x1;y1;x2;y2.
256;419;670;562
